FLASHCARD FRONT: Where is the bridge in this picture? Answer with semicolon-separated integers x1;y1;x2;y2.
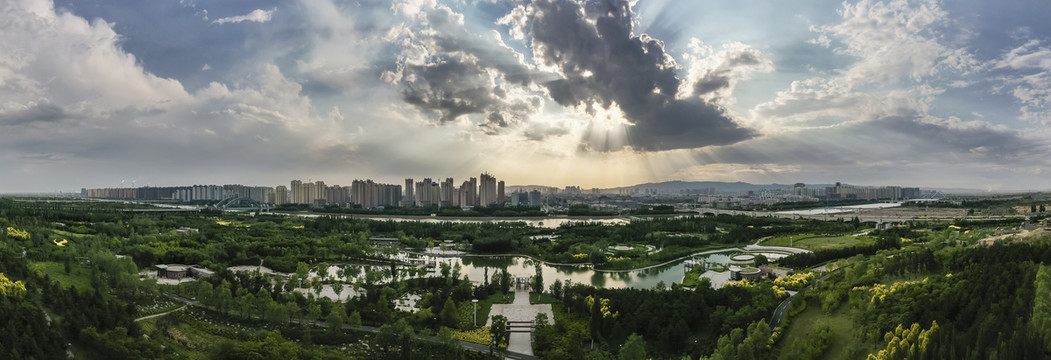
212;197;273;212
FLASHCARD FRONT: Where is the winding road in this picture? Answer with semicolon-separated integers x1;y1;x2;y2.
768;267;843;331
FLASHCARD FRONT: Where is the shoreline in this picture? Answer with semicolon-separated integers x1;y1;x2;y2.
401;245;804;273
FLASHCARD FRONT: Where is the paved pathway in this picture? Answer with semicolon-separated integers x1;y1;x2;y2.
134;305;188;322
768;268;843;331
487;289;554;356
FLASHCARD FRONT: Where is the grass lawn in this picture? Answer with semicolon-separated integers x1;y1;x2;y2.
762;233;875;251
52;229;90;238
775;298;874;359
473;292;514;328
681;266;706;287
138;311;243;359
29;261;92;291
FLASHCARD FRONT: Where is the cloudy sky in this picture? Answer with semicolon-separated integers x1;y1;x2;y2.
2;0;1050;192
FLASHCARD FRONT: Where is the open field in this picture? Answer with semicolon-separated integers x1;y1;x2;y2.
52;229;90;238
475;292;514;328
29;261;92;291
775;298;872;359
761;234;875;251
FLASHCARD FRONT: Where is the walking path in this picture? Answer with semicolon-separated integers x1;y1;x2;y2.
134;305;188;322
487;288;554;356
768;267;843;330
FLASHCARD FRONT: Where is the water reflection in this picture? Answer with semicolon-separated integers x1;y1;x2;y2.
341;249;741;290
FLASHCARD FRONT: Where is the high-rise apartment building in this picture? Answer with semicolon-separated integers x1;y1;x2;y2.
441;178;454;207
275;185;289;204
404;178;415;207
497;181;505;205
351;179;402;208
479;172;497;206
290;180;303;204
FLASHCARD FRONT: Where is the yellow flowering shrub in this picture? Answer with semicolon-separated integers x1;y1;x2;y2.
0;273;27;298
774;272;816;290
585;295;619;318
6;227;29;240
854;278;927;304
723;279;756;288
452;326;493;345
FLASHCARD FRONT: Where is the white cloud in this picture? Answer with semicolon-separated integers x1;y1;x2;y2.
0;0;189;121
212;8;275;25
0;0;365;188
680;39;774;106
293;0;385;96
811;0;976;87
995;40;1051;124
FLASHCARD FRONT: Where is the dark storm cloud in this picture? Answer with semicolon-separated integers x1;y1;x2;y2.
401;60;498;123
386;2;539;132
0;103;67;126
509;0;755;151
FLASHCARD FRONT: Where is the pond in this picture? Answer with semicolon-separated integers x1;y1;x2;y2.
231;247;754;303
312;249;745;290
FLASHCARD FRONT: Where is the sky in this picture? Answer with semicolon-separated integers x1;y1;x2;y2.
2;0;1050;192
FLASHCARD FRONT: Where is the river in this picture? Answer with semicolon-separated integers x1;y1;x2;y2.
774;202;903;216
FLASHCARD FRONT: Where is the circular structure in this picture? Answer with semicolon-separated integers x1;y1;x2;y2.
739;267;762;281
730;254;756;262
728;254;756;266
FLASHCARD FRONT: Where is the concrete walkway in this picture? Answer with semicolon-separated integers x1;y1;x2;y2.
134;305;187;322
487;289;555;356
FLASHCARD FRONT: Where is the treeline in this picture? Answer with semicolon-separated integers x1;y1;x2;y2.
536;280;784;358
778;236;901;268
854;245;1050;358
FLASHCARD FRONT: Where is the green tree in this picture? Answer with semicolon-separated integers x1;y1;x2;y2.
498;268;512;293
308;303;322;324
531;266;544;299
534;312;554;356
327;304;345;334
490;314;509;350
441;297;459;328
619;333;647;360
348;310;362;329
294;262;310;287
590;250;607;265
550;279;564;299
438;327;464;359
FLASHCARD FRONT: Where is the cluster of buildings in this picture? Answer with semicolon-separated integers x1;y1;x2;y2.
402;173;505;208
82;178;928;212
81;173;512;209
83;184;275;203
790;182;921;201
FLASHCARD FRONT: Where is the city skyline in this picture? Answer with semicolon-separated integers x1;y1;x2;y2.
2;0;1051;193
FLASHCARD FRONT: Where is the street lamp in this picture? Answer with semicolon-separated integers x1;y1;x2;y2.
472;299;479;327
